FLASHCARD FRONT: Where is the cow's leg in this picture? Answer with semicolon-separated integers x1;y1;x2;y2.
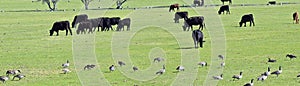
69;28;72;35
56;31;59;36
199;38;203;48
244;22;246;27
127;24;130;31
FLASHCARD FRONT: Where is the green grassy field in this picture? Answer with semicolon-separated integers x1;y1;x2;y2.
0;0;300;86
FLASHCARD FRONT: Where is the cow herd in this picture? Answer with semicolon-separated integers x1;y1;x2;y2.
49;14;131;36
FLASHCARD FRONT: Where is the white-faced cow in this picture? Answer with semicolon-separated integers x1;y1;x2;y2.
218;5;230;15
239;14;255;27
169;4;179;12
192;29;204;48
293;12;299;24
221;0;232;5
183;16;205;31
76;21;93;34
71;14;88;28
174;11;188;23
49;21;72;36
116;18;131;31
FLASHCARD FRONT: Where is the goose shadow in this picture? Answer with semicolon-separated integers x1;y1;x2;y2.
172;71;180;73
104;71;112;73
176;47;195;50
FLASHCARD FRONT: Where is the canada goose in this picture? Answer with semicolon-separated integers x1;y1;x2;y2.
153;57;164;62
286;54;297;59
109;65;115;72
62;60;70;68
232;72;243;80
244;79;254;86
6;70;21;76
118;61;126;66
176;66;185;71
156;65;166;75
133;66;138;71
12;74;26;81
84;64;96;70
271;66;282;77
213;74;223;80
257;73;268;81
268;58;276;62
221;62;225;67
198;62;207;67
0;75;9;83
263;67;271;76
62;68;71;74
218;55;224;60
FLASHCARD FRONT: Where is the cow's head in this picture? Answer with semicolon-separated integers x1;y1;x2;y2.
218;11;222;15
49;30;54;36
239;22;243;27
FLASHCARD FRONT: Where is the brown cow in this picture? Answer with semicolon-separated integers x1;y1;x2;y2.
293;12;299;24
169;4;179;12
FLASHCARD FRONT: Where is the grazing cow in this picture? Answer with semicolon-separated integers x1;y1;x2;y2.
169;4;179;12
71;14;88;28
293;12;299;24
268;1;276;5
88;18;101;31
174;11;188;23
192;29;204;48
77;21;93;34
116;18;131;31
221;0;232;5
239;14;255;27
183;16;205;31
49;21;72;36
218;5;230;15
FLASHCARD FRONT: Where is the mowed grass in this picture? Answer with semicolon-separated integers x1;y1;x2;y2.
1;0;300;86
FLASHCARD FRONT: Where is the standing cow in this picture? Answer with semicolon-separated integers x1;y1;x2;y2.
116;18;131;31
174;11;188;23
194;0;204;6
169;4;179;12
293;12;299;24
183;16;205;31
239;14;255;27
76;21;93;34
192;29;204;48
218;5;230;15
221;0;232;5
49;21;72;36
71;14;88;28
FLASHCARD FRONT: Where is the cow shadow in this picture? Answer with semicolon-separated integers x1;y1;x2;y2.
176;47;195;50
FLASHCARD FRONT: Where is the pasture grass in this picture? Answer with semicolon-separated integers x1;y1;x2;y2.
0;0;300;86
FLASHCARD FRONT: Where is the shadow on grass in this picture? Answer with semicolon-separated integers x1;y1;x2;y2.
176;47;195;50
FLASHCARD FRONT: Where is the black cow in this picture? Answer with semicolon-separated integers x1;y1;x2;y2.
76;21;93;34
49;21;72;36
169;4;179;12
293;12;299;24
71;14;88;28
174;11;188;23
221;0;232;5
192;29;204;48
116;18;131;31
218;5;230;15
183;16;205;31
239;14;255;27
99;17;112;31
88;18;101;31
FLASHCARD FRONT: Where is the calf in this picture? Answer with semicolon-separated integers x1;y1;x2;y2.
293;12;299;24
71;14;88;28
192;29;204;48
183;16;205;31
116;18;131;31
221;0;232;5
218;5;230;15
174;11;188;23
239;14;255;27
49;21;72;36
169;4;179;12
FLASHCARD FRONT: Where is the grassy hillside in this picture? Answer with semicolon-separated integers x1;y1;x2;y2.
0;0;300;86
